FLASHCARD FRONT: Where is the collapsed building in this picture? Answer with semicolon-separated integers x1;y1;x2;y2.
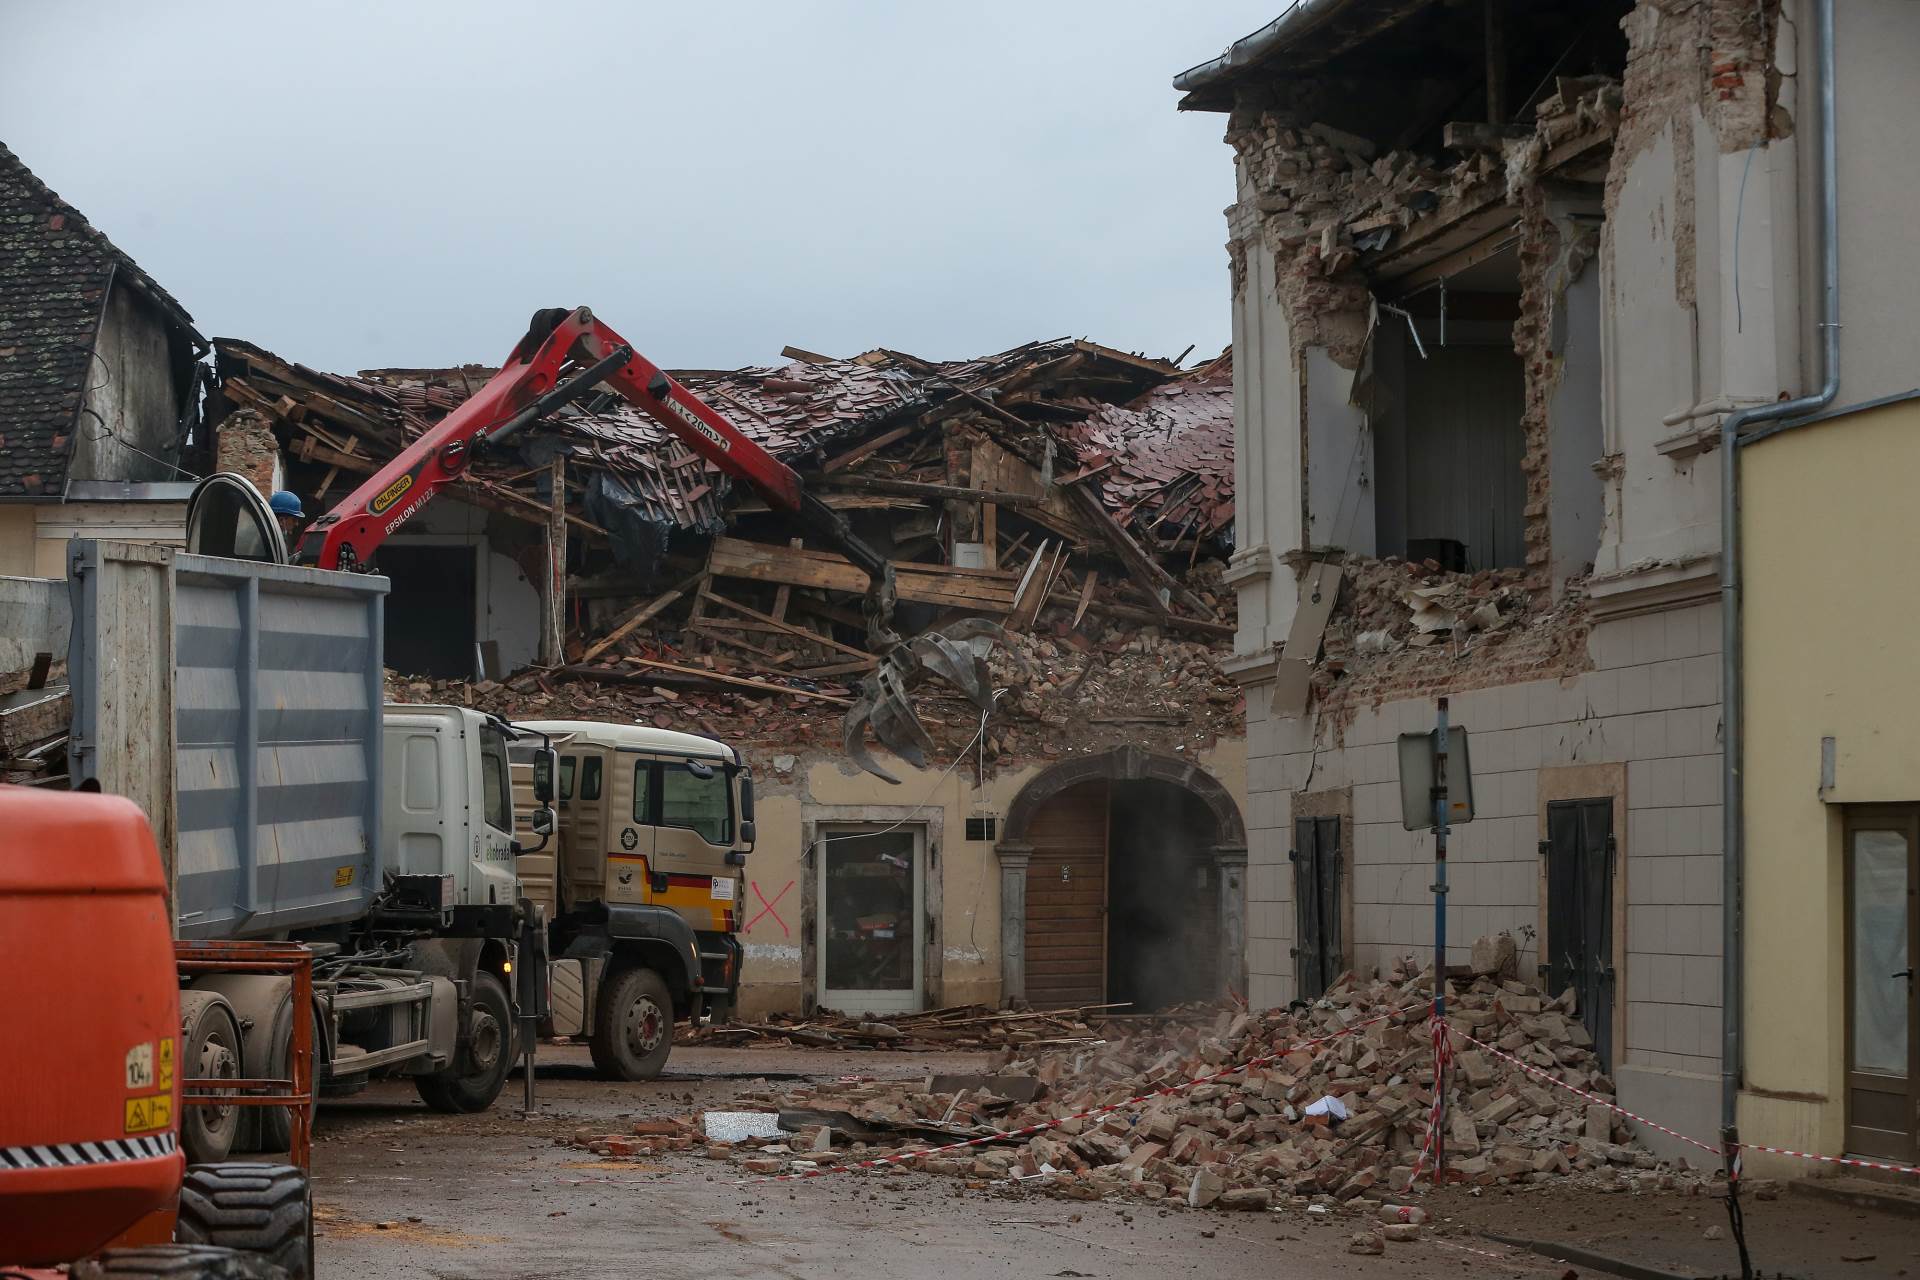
203;332;1249;1020
1176;0;1920;1164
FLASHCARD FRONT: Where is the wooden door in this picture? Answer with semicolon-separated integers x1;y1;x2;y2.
1846;807;1918;1162
1546;798;1616;1069
1291;817;1342;1001
1024;780;1109;1007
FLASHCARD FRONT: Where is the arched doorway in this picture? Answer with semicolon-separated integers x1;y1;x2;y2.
995;747;1247;1011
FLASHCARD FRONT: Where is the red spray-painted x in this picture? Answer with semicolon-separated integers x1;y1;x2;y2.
745;879;794;937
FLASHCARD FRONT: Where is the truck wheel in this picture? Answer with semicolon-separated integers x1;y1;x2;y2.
180;998;243;1164
256;1001;320;1154
589;966;674;1080
415;969;514;1113
174;1163;313;1280
74;1243;289;1279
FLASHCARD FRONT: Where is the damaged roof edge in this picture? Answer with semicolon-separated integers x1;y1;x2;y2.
1171;0;1355;102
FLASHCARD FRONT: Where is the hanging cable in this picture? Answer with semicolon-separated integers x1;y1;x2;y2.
805;694;1001;862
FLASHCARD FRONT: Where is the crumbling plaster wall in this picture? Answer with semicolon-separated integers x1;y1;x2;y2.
733;739;1246;1018
1593;0;1798;586
1222;197;1306;668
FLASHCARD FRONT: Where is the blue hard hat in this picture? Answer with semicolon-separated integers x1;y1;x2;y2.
269;490;305;518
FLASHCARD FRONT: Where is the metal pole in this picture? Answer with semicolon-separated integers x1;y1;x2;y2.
1432;697;1451;1177
518;910;540;1115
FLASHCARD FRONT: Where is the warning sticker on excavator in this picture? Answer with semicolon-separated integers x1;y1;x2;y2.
124;1042;153;1089
334;865;355;888
124;1092;172;1134
157;1036;174;1089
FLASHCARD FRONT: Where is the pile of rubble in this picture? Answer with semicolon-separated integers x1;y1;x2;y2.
571;948;1704;1220
1229;74;1621;279
1305;556;1590;725
385;591;1242;766
681;1002;1121;1051
1;657;69;788
1322;557;1534;663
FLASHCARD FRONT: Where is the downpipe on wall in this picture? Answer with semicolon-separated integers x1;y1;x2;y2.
1720;0;1841;1130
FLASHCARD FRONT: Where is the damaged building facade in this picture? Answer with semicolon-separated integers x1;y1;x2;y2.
1177;0;1919;1156
223;331;1251;1021
0;144;209;577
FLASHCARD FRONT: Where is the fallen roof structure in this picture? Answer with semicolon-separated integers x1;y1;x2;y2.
211;331;1243;771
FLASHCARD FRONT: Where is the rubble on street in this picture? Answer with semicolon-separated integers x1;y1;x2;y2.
569;944;1712;1214
677;1002;1124;1051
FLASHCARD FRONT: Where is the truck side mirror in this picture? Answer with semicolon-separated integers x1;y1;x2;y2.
514;805;556;855
533;749;556;804
739;773;756;852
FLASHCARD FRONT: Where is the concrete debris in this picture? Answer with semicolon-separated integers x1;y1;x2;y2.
570;950;1709;1216
700;1112;785;1143
387;579;1241;770
1309;557;1589;726
682;1003;1119;1051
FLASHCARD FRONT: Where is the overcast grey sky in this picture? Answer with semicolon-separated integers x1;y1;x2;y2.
2;2;1274;375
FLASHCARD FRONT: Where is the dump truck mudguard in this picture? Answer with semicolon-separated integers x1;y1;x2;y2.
561;904;702;997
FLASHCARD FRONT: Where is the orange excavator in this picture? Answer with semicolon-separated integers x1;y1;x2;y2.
292;305;1004;781
0;787;314;1280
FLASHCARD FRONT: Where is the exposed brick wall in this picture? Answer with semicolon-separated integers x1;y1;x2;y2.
214;408;280;499
1512;192;1602;604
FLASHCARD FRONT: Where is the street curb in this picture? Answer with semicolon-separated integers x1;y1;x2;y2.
1789;1174;1920;1219
1480;1231;1697;1280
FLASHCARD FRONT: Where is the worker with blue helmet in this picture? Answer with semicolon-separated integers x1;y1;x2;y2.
269;490;305;545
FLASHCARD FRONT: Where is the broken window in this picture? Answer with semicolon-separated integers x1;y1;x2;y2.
1367;248;1528;572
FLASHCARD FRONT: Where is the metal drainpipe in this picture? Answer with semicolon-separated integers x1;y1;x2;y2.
1720;0;1842;1129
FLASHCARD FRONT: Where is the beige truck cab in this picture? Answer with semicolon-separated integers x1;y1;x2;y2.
510;720;754;1079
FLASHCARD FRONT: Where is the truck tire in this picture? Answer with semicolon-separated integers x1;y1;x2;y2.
179;996;244;1164
414;969;514;1113
73;1244;289;1280
255;1000;320;1154
589;965;674;1080
174;1163;313;1280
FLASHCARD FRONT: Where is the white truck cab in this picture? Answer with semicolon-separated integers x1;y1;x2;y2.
382;705;548;927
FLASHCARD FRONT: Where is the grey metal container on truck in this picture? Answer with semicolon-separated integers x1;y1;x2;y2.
58;536;541;1165
65;538;387;937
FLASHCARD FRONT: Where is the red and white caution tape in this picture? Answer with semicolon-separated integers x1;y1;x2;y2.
1445;1024;1723;1157
732;1003;1430;1185
1405;1011;1453;1186
1734;1143;1920;1179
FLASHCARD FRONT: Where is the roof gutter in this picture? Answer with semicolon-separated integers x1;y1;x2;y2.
1720;0;1841;1132
1172;0;1354;96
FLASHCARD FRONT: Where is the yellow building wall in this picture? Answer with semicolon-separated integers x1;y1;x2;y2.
0;505;36;577
733;738;1246;1019
1739;396;1920;1169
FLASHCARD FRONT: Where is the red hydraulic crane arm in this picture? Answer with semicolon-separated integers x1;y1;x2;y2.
296;306;812;571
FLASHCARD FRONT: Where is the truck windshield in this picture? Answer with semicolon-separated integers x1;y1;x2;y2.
480;729;511;832
661;762;732;846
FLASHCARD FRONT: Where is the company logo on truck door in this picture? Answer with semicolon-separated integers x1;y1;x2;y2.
663;394;731;453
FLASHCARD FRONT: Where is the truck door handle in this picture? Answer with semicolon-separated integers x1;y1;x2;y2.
1895;969;1915;980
